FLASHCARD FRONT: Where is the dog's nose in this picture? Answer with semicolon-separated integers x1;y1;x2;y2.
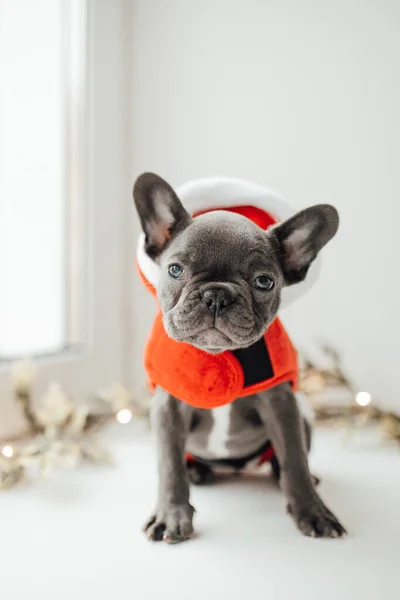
203;288;235;316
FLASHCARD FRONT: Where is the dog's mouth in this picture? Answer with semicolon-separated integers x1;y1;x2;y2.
186;327;233;354
163;297;269;353
164;317;263;354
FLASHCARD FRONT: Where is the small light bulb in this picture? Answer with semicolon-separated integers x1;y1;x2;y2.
355;391;372;407
116;408;132;424
1;445;14;458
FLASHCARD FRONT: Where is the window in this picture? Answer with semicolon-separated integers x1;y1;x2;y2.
0;0;130;439
0;0;86;358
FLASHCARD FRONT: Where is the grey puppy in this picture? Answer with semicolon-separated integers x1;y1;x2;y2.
133;172;346;543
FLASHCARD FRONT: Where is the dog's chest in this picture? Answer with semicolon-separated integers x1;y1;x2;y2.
185;392;313;462
186;397;268;461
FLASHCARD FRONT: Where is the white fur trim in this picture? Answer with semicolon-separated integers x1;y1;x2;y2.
137;232;160;287
136;177;321;308
177;177;293;221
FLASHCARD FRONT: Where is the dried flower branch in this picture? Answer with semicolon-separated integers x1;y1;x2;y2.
1;360;150;491
299;345;400;445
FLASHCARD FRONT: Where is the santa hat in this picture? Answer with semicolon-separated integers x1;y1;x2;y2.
137;177;321;309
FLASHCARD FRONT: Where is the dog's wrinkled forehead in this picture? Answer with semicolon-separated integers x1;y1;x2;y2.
162;211;278;277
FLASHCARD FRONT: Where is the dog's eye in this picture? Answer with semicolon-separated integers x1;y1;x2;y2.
253;276;275;290
168;264;185;280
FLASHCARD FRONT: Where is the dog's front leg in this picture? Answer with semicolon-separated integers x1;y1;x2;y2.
257;383;346;538
144;387;195;544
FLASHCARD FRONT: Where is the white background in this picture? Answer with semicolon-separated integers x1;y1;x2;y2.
129;0;400;413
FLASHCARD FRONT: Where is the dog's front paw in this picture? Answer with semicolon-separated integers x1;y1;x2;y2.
143;502;195;544
288;498;347;538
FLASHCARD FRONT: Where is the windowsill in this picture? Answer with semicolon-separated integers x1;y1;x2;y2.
0;344;87;371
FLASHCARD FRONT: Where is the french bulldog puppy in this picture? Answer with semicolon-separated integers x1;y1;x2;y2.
133;173;346;544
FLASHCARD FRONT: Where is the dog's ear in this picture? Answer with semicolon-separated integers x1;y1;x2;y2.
272;204;339;285
133;173;192;259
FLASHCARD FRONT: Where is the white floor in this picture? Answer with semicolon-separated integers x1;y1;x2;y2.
1;423;399;600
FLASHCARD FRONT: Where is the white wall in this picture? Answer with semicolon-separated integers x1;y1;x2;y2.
129;0;400;412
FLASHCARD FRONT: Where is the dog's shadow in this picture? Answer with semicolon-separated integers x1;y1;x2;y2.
190;468;283;500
